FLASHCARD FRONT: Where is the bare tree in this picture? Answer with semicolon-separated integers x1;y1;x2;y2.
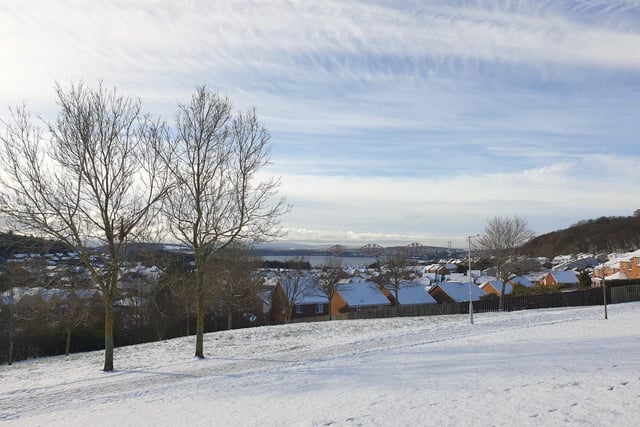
1;255;56;363
476;216;535;310
45;262;98;357
0;261;53;363
50;290;100;356
378;251;413;316
0;81;170;371
3;288;16;365
117;270;156;344
312;258;345;321
162;87;288;358
0;263;19;365
151;252;199;337
278;257;311;323
208;244;262;330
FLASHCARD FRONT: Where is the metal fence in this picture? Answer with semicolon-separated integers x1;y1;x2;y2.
611;285;640;304
501;288;606;311
290;285;640;323
334;303;462;320
330;286;636;321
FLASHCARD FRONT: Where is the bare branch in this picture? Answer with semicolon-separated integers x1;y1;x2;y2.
161;86;289;358
0;81;171;371
476;215;535;310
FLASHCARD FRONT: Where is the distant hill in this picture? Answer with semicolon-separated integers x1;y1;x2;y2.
520;215;640;259
0;232;71;258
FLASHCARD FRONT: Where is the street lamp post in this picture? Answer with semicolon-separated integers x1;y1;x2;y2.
602;270;608;320
467;234;479;325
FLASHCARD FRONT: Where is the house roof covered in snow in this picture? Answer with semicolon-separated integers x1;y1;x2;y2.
598;250;640;270
388;281;436;305
337;281;391;308
606;271;629;280
548;271;579;284
552;255;598;272
0;286;97;304
510;275;534;288
476;275;497;285
430;281;484;302
278;273;328;305
479;280;512;295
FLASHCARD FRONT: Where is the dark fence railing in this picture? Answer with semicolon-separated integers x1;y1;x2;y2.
330;286;636;321
502;287;607;312
611;285;640;304
290;285;640;323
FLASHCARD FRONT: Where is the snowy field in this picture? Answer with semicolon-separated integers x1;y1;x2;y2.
1;303;639;426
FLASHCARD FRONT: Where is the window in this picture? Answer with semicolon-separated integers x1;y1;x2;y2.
636;258;640;267
315;303;324;314
295;305;303;314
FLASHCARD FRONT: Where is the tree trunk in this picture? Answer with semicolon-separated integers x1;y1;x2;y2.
103;268;119;372
65;329;72;356
8;306;14;365
103;295;114;371
8;334;14;366
284;304;291;323
195;272;205;358
227;310;233;330
499;272;508;311
394;289;400;317
602;276;608;320
195;301;204;358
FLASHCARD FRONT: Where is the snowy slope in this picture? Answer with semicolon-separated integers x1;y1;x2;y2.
1;303;639;426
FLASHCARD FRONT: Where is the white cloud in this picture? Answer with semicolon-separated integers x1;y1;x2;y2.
276;153;640;246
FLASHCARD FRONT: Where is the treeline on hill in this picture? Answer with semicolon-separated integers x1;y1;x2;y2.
519;214;640;259
0;232;71;258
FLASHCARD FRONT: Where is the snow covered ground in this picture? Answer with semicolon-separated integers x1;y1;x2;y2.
1;302;639;426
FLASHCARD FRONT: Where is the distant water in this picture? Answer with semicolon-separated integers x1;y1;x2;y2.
260;255;378;268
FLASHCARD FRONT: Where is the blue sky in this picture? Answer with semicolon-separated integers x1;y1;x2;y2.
2;0;639;248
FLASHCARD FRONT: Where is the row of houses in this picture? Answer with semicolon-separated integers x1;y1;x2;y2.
478;271;581;296
269;275;427;323
592;249;640;282
470;250;640;297
264;255;635;322
266;271;538;323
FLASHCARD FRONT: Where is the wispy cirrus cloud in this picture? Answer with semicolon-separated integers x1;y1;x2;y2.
3;1;639;89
